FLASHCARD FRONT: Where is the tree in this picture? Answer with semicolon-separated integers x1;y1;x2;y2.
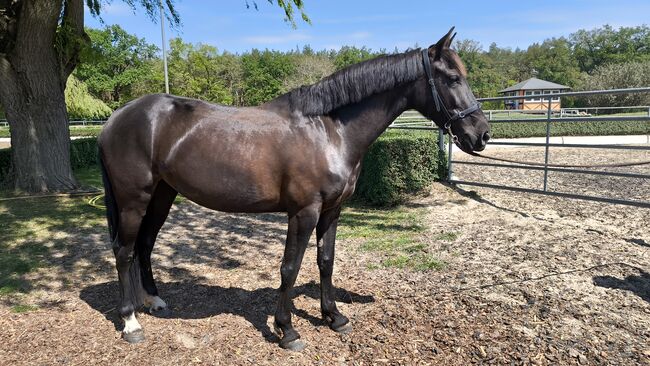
166;38;239;105
579;61;650;107
571;25;650;73
75;25;159;109
0;0;308;193
65;75;113;120
522;37;581;87
282;49;334;92
332;46;376;70
241;49;296;105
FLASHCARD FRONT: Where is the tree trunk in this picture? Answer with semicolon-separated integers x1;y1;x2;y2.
0;0;80;192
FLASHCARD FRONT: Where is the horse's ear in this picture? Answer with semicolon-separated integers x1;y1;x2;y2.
431;26;456;59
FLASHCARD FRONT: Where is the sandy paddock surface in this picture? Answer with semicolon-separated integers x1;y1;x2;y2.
1;146;649;365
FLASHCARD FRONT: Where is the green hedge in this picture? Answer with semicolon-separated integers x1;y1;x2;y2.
355;130;446;206
490;119;650;139
0;138;98;185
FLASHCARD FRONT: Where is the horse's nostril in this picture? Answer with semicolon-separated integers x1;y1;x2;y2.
482;132;491;142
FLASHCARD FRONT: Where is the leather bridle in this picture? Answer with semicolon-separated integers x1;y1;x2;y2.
421;48;482;145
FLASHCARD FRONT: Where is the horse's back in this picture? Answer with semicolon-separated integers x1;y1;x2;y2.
98;94;352;213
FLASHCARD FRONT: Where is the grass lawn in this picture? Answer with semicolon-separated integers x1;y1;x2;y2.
339;204;449;271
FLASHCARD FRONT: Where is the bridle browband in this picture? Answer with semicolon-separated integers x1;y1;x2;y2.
421;48;482;144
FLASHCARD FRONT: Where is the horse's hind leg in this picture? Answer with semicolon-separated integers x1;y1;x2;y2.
114;197;151;343
136;180;177;314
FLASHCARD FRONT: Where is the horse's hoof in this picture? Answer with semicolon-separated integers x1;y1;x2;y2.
122;329;145;344
281;339;306;352
332;321;353;334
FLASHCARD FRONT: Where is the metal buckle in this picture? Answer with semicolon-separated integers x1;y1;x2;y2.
428;78;436;86
458;111;466;118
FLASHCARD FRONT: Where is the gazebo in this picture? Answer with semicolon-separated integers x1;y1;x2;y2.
499;78;570;111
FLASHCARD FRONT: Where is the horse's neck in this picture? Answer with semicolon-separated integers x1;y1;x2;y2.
337;84;414;161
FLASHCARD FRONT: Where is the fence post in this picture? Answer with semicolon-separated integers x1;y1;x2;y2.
543;96;552;192
446;131;453;182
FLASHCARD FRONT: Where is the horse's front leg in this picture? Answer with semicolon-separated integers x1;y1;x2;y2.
316;206;351;333
275;203;321;351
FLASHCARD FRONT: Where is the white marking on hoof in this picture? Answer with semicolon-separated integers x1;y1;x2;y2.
122;313;142;334
144;295;167;311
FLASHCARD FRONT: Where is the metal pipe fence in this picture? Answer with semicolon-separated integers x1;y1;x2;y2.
389;87;650;208
0;120;107;127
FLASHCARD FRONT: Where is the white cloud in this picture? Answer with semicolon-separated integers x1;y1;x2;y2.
350;31;372;40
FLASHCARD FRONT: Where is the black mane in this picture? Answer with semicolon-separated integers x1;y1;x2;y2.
285;49;424;116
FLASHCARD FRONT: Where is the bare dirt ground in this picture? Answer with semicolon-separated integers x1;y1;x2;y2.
1;147;650;365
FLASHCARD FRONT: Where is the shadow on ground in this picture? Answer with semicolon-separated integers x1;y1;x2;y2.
593;270;650;303
80;280;375;342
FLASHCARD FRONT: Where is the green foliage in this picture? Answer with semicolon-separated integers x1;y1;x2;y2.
522;37;582;88
0;147;11;186
86;0;182;27
282;51;335;91
69;138;99;170
241;49;297;105
167;39;241;105
578;61;650;106
75;25;160;108
355;131;446;206
571;25;650;73
65;75;112;120
490;119;650;139
333;46;376;70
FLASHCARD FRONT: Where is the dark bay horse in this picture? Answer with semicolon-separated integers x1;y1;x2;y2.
98;28;490;351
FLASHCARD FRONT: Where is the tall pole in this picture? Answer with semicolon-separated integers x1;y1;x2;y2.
160;0;169;94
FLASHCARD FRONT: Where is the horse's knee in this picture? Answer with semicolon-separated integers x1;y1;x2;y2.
318;257;334;276
280;263;296;280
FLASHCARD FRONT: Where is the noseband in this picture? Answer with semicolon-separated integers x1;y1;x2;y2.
421;49;481;144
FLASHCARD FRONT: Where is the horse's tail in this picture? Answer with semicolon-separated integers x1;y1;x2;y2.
99;155;119;244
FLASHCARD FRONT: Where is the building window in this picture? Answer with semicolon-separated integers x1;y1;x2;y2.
540;90;561;102
551;90;560;102
525;90;541;102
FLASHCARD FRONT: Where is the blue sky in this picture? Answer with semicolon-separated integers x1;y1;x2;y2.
86;0;650;53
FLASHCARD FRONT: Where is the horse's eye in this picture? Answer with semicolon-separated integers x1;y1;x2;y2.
449;75;461;84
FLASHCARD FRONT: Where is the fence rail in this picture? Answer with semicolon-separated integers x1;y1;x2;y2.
389;87;650;208
0;120;107;127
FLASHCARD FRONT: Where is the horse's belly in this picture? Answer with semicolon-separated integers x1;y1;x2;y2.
163;167;284;213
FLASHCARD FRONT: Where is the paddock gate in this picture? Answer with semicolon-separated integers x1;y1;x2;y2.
390;87;650;208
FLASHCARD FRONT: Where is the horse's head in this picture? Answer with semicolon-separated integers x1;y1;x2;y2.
417;27;491;152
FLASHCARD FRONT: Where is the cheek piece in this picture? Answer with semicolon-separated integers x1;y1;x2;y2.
421;48;482;145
